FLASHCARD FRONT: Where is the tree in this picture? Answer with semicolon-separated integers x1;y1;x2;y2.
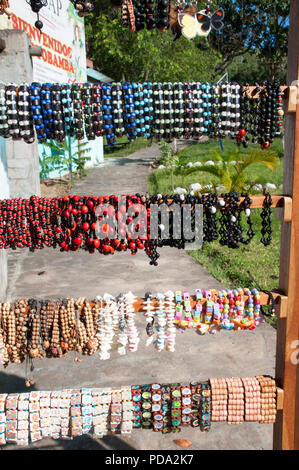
84;3;220;82
227;52;287;83
85;0;289;82
207;0;290;80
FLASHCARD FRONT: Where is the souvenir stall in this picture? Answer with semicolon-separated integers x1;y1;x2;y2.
0;0;298;451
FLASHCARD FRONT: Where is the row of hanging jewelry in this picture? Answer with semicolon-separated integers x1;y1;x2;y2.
0;82;283;148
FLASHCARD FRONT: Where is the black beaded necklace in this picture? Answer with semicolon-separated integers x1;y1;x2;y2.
5;84;19;140
51;84;65;143
18;84;35;144
71;83;85;141
133;0;146;31
202;193;219;242
238;193;255;245
26;0;47;32
260;191;272;246
219;192;243;248
0;84;9;138
82;83;95;141
156;0;170;31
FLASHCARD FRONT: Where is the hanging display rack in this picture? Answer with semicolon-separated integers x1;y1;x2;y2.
0;288;279;367
0;376;283;447
0;0;298;452
0;81;286;149
0;193;292;266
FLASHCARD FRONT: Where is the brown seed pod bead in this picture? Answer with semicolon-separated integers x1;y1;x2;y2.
45;302;55;351
256;375;277;423
40;301;50;350
92;301;99;329
2;302;10;348
50;303;61;357
91;301;100;350
59;300;70;353
75;302;88;354
15;299;28;361
0;302;9;366
82;300;98;354
8;306;21;363
74;299;84;354
67;298;77;349
1;302;10;364
35;303;45;359
6;305;15;356
27;300;43;359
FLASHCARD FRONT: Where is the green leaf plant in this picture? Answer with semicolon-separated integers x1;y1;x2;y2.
175;148;279;193
40;137;91;184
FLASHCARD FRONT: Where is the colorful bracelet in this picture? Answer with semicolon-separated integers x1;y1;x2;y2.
199;381;211;431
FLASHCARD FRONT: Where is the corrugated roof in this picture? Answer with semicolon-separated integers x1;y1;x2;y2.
86;68;113;82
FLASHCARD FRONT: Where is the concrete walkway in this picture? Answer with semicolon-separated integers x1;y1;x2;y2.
1;145;276;450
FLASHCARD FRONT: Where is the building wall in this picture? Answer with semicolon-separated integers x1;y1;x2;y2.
0;30;41;299
0;30;40;198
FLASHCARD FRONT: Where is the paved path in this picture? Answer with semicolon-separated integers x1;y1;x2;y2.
2;145;276;450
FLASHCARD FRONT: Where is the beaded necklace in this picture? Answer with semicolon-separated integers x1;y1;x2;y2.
132;82;145;138
111;82;125;138
51;84;65;143
122;82;137;141
142;81;154;138
101;83;116;146
173;82;184;139
92;83;104;137
82;83;95;140
153;82;163;141
61;84;75;137
18;84;35;144
0;84;9;138
40;83;55;140
183;82;193;139
6;84;19;140
71;83;85;141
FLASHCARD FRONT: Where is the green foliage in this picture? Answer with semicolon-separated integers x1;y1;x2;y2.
159;141;179;167
227;52;287;84
104;136;153;158
40;138;91;182
85;1;289;83
148;138;283;195
158;141;180;192
208;0;290;80
85;11;220;82
175;147;279;192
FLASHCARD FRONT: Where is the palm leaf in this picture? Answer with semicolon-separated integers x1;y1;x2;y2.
175;164;224;179
235;150;278;174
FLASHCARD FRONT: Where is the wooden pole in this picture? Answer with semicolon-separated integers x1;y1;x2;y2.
273;0;299;450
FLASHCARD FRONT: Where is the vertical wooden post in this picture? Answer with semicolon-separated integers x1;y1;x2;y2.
274;0;299;450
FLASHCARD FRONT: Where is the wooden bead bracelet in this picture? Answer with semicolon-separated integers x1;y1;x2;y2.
0;375;277;446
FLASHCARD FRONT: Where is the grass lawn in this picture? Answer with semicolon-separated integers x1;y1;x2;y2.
104;136;153;159
148;138;284;195
147;138;283;326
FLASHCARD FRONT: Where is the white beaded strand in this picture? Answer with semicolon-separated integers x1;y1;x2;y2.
124;292;140;353
165;290;176;352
